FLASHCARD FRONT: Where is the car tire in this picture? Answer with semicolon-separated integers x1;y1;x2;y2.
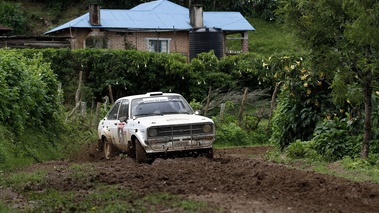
135;139;147;163
104;138;116;160
205;148;214;159
97;139;104;153
127;141;135;159
146;158;155;165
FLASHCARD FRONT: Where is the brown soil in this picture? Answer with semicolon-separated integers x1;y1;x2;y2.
5;145;379;213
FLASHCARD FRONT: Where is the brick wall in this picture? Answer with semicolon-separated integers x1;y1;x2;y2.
57;29;194;59
100;31;190;58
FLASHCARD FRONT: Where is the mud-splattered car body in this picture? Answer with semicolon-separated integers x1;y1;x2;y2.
98;92;215;164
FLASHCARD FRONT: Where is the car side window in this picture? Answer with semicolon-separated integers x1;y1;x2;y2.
118;100;129;119
107;102;121;120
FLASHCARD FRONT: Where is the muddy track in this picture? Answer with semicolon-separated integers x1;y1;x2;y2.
7;145;379;212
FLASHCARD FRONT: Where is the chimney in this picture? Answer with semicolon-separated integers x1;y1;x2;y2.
89;4;101;26
190;4;203;28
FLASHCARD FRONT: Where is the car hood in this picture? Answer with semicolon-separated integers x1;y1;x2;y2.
133;114;213;126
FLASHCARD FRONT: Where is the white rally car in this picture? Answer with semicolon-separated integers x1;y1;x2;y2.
98;92;215;164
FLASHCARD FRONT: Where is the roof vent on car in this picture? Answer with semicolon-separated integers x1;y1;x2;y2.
146;91;163;96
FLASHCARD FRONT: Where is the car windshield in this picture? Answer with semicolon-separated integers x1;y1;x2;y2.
131;95;194;117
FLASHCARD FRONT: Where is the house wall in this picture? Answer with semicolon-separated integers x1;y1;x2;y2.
53;29;191;57
120;31;190;57
49;29;241;59
53;28;90;49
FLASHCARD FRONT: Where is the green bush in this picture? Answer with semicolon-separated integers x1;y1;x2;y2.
248;126;271;145
268;54;341;150
214;119;269;147
0;2;27;35
312;117;361;161
285;140;318;159
215;122;250;146
0;49;62;133
21;49;272;108
0;49;94;170
23;49;200;103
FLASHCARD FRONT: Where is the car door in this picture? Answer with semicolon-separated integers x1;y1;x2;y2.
116;100;130;150
102;101;121;147
103;100;130;151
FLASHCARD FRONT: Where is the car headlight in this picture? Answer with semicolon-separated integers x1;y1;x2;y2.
148;128;158;137
202;124;212;133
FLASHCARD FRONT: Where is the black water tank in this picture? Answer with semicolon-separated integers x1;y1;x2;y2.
189;28;223;60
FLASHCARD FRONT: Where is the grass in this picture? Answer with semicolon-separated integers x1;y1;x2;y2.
17;184;219;212
223;17;303;58
68;163;97;181
247;18;304;57
265;147;379;184
0;168;48;192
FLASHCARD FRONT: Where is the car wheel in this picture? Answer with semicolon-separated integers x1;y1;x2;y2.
147;158;155;165
97;139;104;153
135;139;147;163
205;148;214;159
104;138;116;160
127;141;135;159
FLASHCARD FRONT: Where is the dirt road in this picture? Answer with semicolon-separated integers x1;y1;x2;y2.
6;145;379;212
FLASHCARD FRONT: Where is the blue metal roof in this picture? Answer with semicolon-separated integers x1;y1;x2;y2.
45;0;254;34
130;0;188;14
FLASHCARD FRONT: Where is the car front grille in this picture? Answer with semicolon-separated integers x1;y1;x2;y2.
149;123;212;138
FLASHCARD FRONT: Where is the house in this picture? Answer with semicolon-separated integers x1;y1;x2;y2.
45;0;254;59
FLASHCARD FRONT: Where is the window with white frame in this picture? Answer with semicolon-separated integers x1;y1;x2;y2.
146;38;171;53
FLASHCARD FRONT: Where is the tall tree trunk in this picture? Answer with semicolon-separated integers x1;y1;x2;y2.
361;72;372;159
361;46;373;159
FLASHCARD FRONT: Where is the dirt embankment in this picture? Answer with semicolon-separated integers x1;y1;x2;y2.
5;145;379;213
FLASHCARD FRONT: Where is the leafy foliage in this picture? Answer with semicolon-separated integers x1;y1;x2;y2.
0;48;95;170
213;101;270;147
20;49;273;107
0;2;27;35
278;0;379;158
312;117;362;161
0;49;62;133
285;140;318;159
215;121;251;146
267;54;337;149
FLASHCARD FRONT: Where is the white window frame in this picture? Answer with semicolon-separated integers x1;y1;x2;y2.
146;38;171;53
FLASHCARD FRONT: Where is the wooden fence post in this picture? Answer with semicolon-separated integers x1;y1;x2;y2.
268;82;281;128
65;71;83;122
204;86;212;116
80;101;86;117
103;96;109;111
95;102;102;131
238;87;248;127
108;85;114;104
220;103;226;122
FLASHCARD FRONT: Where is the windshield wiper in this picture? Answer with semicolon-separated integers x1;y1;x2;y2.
134;113;152;117
162;111;180;115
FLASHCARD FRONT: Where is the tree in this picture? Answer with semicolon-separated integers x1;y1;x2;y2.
0;2;27;35
278;0;379;158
